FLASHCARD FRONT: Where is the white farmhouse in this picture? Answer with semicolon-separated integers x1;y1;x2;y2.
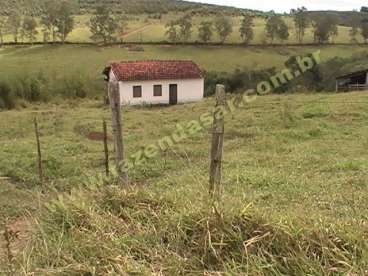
103;60;204;105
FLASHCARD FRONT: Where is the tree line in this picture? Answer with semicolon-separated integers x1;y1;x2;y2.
2;5;368;45
165;7;368;44
0;0;74;45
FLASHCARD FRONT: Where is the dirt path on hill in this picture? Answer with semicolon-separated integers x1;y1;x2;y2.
122;23;152;38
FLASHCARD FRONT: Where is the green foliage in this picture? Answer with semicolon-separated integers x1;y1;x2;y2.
116;14;128;41
361;20;368;42
350;25;359;43
165;16;193;43
313;17;338;43
177;15;192;42
40;0;59;42
291;7;309;43
0;71;93;109
165;20;178;42
198;20;213;43
204;66;285;96
214;16;233;43
21;16;38;43
0;16;7;45
265;15;289;43
57;74;88;98
6;10;21;43
239;13;254;44
0;81;15;109
55;1;75;43
90;6;118;44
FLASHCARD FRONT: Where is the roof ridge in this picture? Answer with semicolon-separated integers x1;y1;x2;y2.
111;59;196;64
107;60;203;82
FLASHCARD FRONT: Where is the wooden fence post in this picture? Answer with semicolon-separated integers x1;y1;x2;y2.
34;117;43;183
103;120;109;177
108;82;128;183
209;84;226;200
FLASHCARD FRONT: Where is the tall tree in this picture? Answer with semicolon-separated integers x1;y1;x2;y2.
41;0;59;42
239;13;254;44
361;20;368;43
313;17;338;44
116;14;128;42
22;17;38;44
291;7;309;43
165;20;178;43
265;15;289;43
278;21;290;42
198;21;213;43
55;0;74;43
90;6;118;44
178;16;192;42
7;11;22;43
0;17;6;46
349;24;359;43
214;16;233;43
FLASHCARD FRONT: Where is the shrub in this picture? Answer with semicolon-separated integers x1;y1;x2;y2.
204;67;280;96
11;75;46;102
0;81;16;110
55;74;89;99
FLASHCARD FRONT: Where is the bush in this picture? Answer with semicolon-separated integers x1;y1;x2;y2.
60;75;88;99
204;51;368;96
0;71;96;109
204;67;279;96
0;81;16;110
10;75;46;102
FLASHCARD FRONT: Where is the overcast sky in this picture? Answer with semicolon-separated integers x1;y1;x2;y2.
189;0;366;12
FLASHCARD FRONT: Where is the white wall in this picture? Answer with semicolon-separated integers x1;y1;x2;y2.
117;78;204;105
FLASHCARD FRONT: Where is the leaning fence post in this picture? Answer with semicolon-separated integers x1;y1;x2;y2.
34;117;43;184
209;84;226;200
108;82;128;183
102;120;109;177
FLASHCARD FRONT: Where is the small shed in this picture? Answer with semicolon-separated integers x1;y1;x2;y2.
103;60;204;105
336;69;368;92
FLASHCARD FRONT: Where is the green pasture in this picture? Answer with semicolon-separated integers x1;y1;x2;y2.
0;44;367;80
0;91;367;273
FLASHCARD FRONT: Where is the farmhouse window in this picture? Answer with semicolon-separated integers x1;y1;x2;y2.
133;86;142;98
153;85;162;96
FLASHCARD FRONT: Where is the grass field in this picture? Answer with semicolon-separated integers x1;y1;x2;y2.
1;44;367;80
1;14;364;44
0;91;367;274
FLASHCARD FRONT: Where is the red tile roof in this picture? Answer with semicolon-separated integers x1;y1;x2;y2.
108;60;203;82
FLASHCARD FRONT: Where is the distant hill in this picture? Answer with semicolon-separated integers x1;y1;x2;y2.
308;10;368;27
1;0;367;28
76;0;260;15
0;0;256;16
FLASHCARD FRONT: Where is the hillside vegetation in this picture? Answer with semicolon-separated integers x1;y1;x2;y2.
1;13;367;44
0;92;367;274
1;44;368;109
1;0;368;46
0;0;250;16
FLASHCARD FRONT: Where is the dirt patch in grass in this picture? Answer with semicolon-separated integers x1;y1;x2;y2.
0;217;31;265
73;123;112;142
87;131;111;142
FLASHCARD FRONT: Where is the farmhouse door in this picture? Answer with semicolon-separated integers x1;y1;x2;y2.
169;84;178;105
